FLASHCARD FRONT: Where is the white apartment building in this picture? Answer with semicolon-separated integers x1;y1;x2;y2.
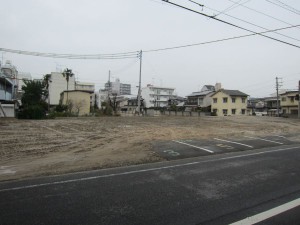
105;78;131;95
141;84;176;108
48;72;75;105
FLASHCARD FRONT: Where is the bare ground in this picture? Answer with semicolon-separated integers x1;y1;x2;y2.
0;116;299;181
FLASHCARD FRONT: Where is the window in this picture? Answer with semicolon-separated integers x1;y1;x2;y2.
241;109;246;115
213;109;217;113
232;109;236;115
242;98;246;103
223;98;228;103
198;98;203;105
223;109;228;115
213;98;217;103
281;97;286;102
290;97;294;102
232;98;236;103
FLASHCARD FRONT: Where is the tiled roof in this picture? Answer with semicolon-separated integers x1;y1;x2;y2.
212;89;248;97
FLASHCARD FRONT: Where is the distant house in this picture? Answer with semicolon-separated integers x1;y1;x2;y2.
280;91;299;116
186;83;221;111
60;90;91;116
211;89;248;116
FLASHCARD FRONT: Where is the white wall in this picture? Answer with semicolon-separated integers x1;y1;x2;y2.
49;72;75;105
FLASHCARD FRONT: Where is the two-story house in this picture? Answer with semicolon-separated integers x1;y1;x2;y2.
211;89;248;116
280;91;299;116
186;83;222;112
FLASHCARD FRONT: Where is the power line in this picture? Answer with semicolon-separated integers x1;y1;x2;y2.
0;48;140;60
227;0;300;30
265;0;300;16
144;24;300;53
192;2;300;42
211;0;252;18
161;0;300;49
272;0;300;15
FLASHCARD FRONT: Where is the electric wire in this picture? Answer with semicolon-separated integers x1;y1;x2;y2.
193;2;300;42
144;24;300;53
271;0;300;15
210;0;252;18
265;0;300;16
227;0;300;30
162;0;300;49
0;48;140;60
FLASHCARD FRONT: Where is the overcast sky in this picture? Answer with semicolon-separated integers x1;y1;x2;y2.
0;0;299;97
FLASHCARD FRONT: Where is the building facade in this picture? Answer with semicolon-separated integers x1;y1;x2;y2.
141;84;176;108
0;60;18;100
280;91;299;116
211;89;248;116
60;90;91;116
105;78;131;95
48;72;75;105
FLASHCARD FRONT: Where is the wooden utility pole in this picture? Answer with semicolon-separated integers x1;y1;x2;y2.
137;50;142;115
276;77;280;117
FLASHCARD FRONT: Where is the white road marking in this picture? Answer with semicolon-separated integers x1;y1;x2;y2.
0;166;16;175
214;138;253;148
0;145;299;193
244;136;284;145
230;198;300;225
272;135;287;139
173;140;214;153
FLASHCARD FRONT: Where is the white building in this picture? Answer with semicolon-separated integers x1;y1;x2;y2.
48;72;75;105
141;84;176;108
105;78;131;95
18;72;32;92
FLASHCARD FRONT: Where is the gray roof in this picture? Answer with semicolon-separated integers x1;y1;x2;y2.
186;90;214;97
212;89;248;97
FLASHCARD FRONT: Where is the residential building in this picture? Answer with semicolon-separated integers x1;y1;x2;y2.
211;89;248;116
0;60;18;100
105;78;131;95
48;72;75;105
186;85;215;108
141;84;176;108
0;71;13;101
121;96;144;113
75;81;95;108
280;91;299;116
18;72;32;92
60;90;91;116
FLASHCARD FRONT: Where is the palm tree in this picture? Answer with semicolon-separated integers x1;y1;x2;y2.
43;74;51;111
62;68;74;102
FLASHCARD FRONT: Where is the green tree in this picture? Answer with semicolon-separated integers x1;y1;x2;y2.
18;80;47;119
62;68;74;102
43;74;51;111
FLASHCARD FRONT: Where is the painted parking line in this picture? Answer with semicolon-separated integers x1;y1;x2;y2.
244;136;284;145
272;135;287;139
172;140;214;154
230;198;300;225
214;138;254;148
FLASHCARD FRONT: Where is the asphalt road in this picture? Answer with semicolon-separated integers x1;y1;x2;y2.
1;144;300;225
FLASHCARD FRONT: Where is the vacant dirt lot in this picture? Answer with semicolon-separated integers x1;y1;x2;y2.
0;116;299;181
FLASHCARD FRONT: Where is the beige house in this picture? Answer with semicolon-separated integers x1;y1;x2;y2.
60;90;91;116
211;89;248;116
280;91;299;116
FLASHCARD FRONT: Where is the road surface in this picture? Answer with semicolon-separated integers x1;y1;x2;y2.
1;144;300;225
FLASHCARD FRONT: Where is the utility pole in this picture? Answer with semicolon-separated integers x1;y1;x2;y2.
276;77;282;117
107;70;111;101
137;50;142;115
